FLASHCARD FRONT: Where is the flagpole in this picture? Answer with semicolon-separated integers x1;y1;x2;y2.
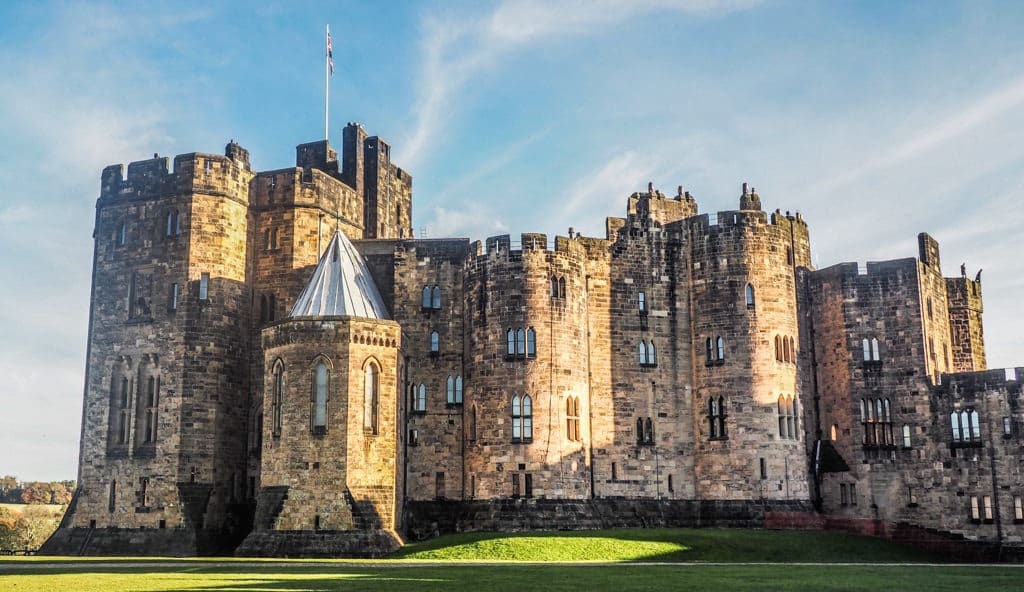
325;24;330;142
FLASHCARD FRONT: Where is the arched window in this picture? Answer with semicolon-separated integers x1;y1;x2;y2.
636;417;644;444
422;286;431;309
446;375;455;404
415;383;427;412
312;361;328;434
550;276;559;298
141;376;158;444
430;331;440;353
526;328;536;357
567;397;580;442
716;337;725;361
718;396;727;437
745;283;755;308
644;417;654;444
708;397;727;439
648;341;657;366
512;395;533;442
775;335;782;361
516;329;526;356
969;409;981;440
166;209;180;237
862;339;871;361
364;362;379;434
271;361;284;436
507;329;516;355
778;395;788;438
455;375;463;404
789;337;796;362
117;376;131;442
902;424;912;448
705;338;714;363
431;286;441;309
639;342;648;365
558;277;566;299
951;411;963;442
871;338;880;361
786;396;795;439
831;423;838;441
638;291;646;313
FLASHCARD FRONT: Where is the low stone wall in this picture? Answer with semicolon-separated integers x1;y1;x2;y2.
405;498;813;540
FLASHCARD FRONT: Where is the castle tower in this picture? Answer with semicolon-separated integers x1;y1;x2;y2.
44;145;256;555
945;275;986;372
687;203;810;502
238;230;403;557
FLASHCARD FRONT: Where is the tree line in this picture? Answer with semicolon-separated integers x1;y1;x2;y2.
0;475;75;506
0;475;75;552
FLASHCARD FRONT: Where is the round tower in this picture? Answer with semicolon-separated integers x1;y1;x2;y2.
462;233;592;500
688;200;810;503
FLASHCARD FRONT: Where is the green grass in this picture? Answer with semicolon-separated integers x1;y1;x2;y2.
1;564;1021;592
0;529;1017;591
389;528;943;563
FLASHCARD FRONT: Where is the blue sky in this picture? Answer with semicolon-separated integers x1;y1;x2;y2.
2;0;1023;481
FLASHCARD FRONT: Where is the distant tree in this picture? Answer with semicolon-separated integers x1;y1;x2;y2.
49;482;72;505
11;506;62;551
0;506;17;550
20;483;49;505
0;475;17;493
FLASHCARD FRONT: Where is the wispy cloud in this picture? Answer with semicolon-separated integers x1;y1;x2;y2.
560;151;662;234
400;0;762;170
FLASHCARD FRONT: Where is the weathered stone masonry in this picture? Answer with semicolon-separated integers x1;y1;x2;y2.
43;122;1024;557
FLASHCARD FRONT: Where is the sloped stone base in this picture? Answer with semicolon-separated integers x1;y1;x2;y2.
38;526;230;556
235;528;402;558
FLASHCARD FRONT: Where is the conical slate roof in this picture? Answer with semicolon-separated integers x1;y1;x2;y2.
289;231;390;320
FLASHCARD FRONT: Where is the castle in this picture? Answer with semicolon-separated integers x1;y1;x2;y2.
42;123;1024;557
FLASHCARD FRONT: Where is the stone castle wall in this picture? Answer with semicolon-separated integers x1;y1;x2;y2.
51;128;1024;559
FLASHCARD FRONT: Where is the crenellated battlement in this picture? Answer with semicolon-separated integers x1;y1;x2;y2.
100;142;252;201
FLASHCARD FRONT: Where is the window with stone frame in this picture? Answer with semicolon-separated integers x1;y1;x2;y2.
412;383;427;413
1014;496;1023;522
639;341;658;367
716;336;725;361
108;372;131;450
902;423;912;448
970;495;981;522
862;337;881;363
135;374;159;446
708;396;727;439
271;360;284;437
165;208;181;237
506;327;536;359
364;361;379;435
566;396;581;442
430;331;440;354
446;375;464;405
108;479;116;512
311;361;329;435
745;283;756;309
511;394;533;442
431;286;441;309
951;408;982;446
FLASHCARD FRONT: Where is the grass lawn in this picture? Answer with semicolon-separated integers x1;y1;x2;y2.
389;527;942;562
1;529;1019;591
1;564;1021;592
